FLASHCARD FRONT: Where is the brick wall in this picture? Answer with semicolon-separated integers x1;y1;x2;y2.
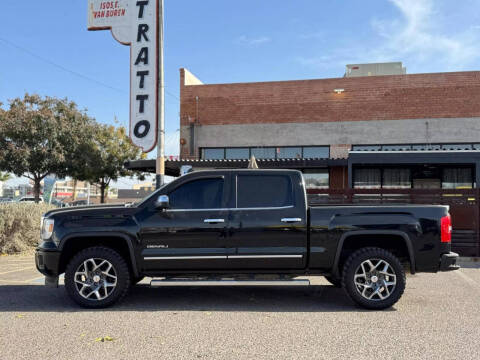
180;69;480;127
330;144;351;159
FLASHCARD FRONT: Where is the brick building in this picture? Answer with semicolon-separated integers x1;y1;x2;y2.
174;64;480;191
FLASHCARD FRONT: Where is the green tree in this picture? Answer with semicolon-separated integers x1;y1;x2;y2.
0;172;10;182
85;124;145;203
0;94;95;202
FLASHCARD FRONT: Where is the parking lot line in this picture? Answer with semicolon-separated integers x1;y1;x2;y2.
453;270;480;291
0;267;36;276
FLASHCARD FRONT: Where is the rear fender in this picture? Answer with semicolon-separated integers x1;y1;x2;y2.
332;230;415;277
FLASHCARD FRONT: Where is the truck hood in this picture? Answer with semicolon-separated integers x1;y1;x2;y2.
44;204;136;218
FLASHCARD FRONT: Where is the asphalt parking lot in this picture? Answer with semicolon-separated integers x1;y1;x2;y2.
0;255;479;360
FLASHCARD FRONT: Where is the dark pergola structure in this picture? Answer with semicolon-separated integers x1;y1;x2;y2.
125;158;348;177
348;151;480;189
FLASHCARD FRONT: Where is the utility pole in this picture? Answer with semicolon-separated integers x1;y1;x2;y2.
156;0;165;189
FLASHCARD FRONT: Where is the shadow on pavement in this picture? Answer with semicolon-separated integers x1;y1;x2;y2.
0;284;395;313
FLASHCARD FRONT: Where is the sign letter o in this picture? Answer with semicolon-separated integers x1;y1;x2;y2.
134;120;150;138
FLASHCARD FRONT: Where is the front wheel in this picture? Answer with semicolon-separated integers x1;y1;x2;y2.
342;247;406;310
65;247;131;308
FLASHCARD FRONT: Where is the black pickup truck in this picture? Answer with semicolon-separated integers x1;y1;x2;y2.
36;169;459;309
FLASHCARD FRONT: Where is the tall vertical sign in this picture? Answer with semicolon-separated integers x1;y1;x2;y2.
87;0;159;153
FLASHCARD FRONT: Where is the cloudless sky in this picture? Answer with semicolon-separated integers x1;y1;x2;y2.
1;0;479;186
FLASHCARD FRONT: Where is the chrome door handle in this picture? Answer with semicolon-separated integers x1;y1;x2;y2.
204;219;225;224
281;218;302;223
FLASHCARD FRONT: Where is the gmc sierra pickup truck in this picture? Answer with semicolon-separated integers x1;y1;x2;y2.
36;169;459;309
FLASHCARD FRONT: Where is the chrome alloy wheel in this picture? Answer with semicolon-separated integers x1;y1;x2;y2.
74;258;117;301
354;259;397;301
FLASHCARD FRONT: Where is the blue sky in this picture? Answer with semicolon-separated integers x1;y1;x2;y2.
1;0;480;187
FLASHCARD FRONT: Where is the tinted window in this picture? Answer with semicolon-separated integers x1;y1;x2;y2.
382;145;412;151
303;169;329;189
442;144;472;150
251;147;276;159
226;148;249;159
354;168;381;189
203;148;224;159
303;146;329;158
442;168;473;189
352;145;381;151
412;144;441;151
277;147;302;159
237;175;293;208
169;178;224;209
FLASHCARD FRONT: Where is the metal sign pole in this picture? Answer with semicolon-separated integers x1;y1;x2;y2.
156;0;165;189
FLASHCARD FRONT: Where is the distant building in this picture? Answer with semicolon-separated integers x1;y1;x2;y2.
132;182;155;191
117;188;154;203
52;180;118;203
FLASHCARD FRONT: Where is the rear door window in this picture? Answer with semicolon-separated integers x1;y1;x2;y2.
237;175;293;208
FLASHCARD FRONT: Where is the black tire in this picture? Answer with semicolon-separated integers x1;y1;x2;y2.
325;276;342;288
65;247;131;308
341;247;406;310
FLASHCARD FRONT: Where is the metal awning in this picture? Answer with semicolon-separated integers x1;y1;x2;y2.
125;157;348;177
349;150;480;165
348;150;480;188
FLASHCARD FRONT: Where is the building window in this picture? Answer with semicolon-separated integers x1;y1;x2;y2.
202;146;330;160
251;147;276;159
442;168;473;189
353;143;480;152
383;168;411;189
354;168;381;189
226;148;249;159
382;145;412;151
352;145;381;151
303;147;330;158
277;147;302;159
203;148;224;160
442;144;472;151
303;169;329;189
411;144;441;151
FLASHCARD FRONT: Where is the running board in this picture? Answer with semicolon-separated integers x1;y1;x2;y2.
150;279;310;287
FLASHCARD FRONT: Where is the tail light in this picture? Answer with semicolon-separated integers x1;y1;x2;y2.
441;214;452;243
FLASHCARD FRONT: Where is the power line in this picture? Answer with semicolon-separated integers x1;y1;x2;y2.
0;36;126;94
0;37;180;102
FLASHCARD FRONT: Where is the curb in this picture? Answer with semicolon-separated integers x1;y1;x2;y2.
457;257;480;268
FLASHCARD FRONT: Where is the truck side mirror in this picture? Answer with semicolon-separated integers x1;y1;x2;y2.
155;195;170;210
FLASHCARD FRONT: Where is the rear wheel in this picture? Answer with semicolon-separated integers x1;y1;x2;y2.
65;247;131;308
342;247;405;310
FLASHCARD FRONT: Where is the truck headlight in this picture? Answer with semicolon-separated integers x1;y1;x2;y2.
41;218;55;240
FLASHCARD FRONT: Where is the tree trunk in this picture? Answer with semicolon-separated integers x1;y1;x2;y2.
100;180;106;204
33;178;41;203
72;180;77;201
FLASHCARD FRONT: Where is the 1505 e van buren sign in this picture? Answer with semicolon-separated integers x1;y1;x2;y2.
88;0;159;153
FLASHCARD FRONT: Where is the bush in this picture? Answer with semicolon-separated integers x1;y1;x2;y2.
0;203;56;254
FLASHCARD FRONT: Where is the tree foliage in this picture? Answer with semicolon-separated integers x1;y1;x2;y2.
0;94;146;204
0;94;97;202
0;172;10;182
83;124;146;203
